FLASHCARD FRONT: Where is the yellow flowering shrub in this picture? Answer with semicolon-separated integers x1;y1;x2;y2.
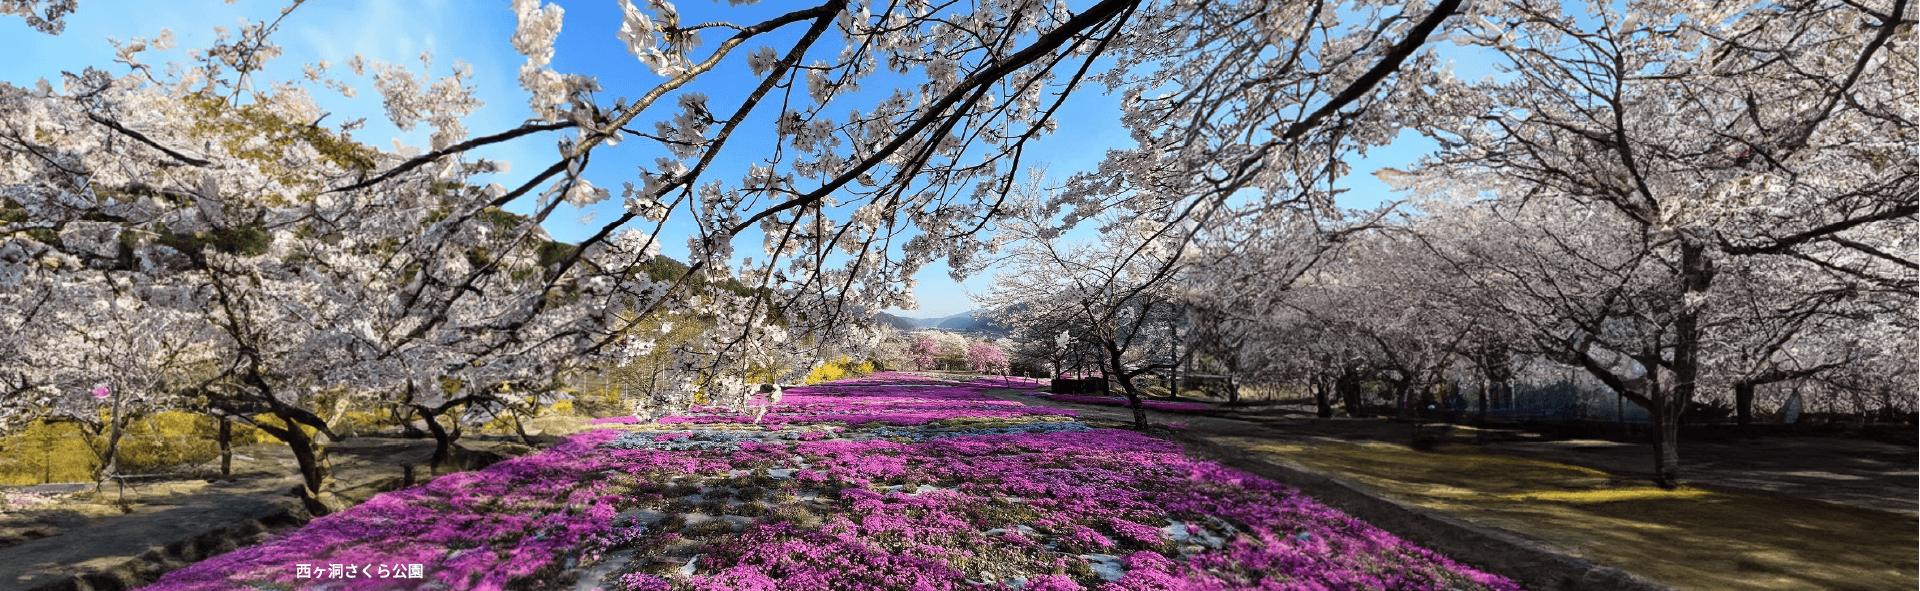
804;357;879;385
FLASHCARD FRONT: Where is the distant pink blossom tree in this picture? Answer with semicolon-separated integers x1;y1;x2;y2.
967;342;1010;375
910;337;940;371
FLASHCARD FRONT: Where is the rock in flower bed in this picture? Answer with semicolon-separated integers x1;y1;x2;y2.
137;372;1521;591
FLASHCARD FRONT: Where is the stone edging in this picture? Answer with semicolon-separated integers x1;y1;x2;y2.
1168;433;1673;591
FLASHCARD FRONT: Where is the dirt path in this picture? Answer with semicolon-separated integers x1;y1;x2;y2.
983;389;1919;591
0;436;535;591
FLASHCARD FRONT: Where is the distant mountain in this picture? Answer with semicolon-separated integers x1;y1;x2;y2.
875;309;1006;336
933;310;991;332
872;312;921;331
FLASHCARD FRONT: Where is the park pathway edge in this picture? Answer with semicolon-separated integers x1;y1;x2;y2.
2;442;519;591
1166;431;1672;591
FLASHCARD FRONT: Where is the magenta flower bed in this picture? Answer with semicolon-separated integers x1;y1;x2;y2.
139;372;1521;591
1040;393;1212;412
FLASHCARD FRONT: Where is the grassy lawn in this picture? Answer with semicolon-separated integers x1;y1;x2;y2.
1214;436;1917;591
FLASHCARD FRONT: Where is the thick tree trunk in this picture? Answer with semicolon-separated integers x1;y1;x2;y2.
1338;368;1366;418
1168;359;1182;401
1655;239;1714;489
1647;386;1684;489
399;406;427;438
1313;380;1334;418
1121;384;1148;429
1107;347;1148;430
1734;382;1756;426
279;416;339;516
1477;376;1490;426
101;391;125;483
1225;373;1239;405
219;417;233;476
418;406;455;469
101;424;123;481
1392;379;1416;421
508;406;538;447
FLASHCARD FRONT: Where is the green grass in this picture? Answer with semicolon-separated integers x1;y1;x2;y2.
1216;436;1918;591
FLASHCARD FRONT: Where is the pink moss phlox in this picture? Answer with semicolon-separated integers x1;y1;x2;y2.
1108;518;1164;546
620;573;672;591
1025;574;1086;591
690;522;969;591
1099;551;1186;591
1062;525;1115;550
139;371;1521;591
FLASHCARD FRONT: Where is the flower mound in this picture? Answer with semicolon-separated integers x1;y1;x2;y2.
139;372;1522;591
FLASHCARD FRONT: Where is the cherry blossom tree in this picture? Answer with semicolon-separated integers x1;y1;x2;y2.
1396;0;1913;487
995;317;1075;378
0;14;631;512
0;0;1673;509
1171;195;1415;411
1;277;218;482
1702;254;1883;425
965;341;1009;376
471;0;1476;418
8;0;1479;376
0;0;74;34
864;325;915;370
930;331;975;370
977;178;1197;427
1401;189;1911;485
909;336;940;371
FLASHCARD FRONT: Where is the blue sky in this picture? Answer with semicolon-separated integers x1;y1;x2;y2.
3;1;1475;318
